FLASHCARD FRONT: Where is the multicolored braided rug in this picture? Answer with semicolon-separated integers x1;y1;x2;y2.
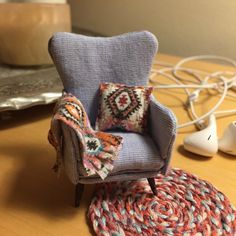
88;168;236;236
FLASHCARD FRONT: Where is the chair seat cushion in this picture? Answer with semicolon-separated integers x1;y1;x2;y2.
79;132;164;183
111;132;163;172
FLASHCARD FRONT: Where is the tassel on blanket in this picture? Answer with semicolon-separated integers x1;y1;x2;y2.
48;128;63;177
48;93;123;180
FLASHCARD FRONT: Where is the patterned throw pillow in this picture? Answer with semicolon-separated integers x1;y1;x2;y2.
95;83;153;133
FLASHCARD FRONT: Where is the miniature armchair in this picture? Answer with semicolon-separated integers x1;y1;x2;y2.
48;31;177;207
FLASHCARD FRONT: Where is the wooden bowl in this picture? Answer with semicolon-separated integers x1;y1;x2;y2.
0;3;71;65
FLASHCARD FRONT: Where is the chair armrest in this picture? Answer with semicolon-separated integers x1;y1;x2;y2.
148;95;177;173
49;118;81;185
60;122;81;185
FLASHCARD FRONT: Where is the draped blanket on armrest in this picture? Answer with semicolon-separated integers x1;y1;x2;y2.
48;93;123;180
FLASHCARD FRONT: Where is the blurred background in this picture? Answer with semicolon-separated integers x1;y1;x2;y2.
68;0;236;60
1;0;236;65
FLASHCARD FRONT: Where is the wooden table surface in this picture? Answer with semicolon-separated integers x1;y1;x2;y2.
0;54;235;236
153;54;236;204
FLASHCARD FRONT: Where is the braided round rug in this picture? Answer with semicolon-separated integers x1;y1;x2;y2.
88;168;236;236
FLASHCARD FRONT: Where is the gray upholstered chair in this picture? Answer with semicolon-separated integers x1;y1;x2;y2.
48;31;177;207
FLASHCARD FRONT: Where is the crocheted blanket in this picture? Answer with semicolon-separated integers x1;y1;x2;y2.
48;93;123;180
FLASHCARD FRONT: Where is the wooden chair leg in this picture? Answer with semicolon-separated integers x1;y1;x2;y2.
147;178;157;196
75;183;84;207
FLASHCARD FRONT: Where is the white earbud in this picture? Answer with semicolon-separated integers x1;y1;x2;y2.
183;115;218;156
218;121;236;155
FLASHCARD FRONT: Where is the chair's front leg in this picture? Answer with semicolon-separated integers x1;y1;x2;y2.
75;183;84;207
147;178;157;196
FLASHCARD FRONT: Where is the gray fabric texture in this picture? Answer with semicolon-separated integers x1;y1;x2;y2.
61;124;164;184
61;123;80;184
49;31;158;126
148;95;177;174
110;132;164;173
48;31;177;185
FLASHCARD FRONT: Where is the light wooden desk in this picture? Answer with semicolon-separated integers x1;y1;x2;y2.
0;54;235;236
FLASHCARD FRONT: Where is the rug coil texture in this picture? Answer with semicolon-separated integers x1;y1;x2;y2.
88;168;236;236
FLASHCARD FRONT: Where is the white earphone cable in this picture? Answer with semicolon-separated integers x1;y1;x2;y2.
150;55;236;129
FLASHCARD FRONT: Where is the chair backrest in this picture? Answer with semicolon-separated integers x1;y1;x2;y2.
49;31;158;126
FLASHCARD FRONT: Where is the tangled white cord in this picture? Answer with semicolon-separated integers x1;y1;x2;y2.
149;55;236;129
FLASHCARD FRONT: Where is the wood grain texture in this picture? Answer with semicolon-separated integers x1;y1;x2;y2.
0;54;235;235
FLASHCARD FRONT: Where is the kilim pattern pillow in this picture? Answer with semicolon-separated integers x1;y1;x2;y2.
95;83;153;133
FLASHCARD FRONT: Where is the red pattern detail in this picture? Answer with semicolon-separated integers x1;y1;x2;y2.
117;94;128;107
48;94;123;180
106;88;141;119
96;83;153;133
88;168;236;236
